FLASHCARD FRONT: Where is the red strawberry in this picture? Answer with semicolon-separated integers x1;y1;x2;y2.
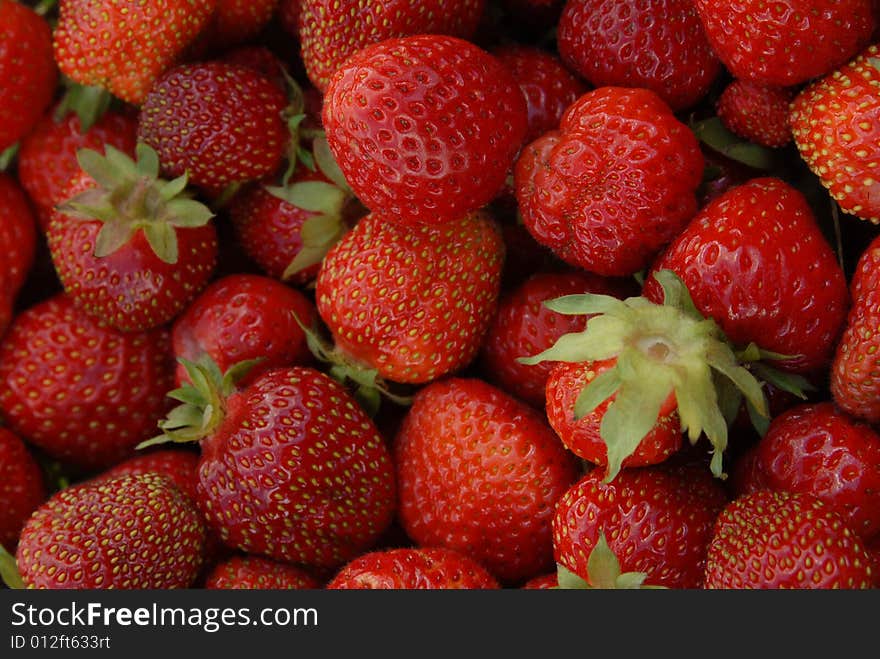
394;377;580;583
46;144;218;332
327;547;501;589
716;80;793;149
0;428;47;552
0;173;37;337
53;0;216;106
322;34;528;226
704;490;874;589
522;573;558;589
89;448;200;500
195;0;279;52
137;62;289;196
832;233;880;422
14;473;206;589
0;0;57;152
205;555;320;589
645;177;849;376
557;0;721;111
221;45;288;92
553;465;729;589
790;44;880;223
297;0;486;93
0;294;175;471
515;86;704;277
692;0;875;87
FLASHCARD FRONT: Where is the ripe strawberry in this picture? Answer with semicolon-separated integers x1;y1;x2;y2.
0;428;47;552
89;448;201;500
704;490;874;589
479;270;633;408
205;555;320;589
17;106;139;231
832;233;880;422
327;547;501;589
322;34;528;226
14;473;206;589
0;0;57;152
0;173;37;337
221;45;288;92
171;274;316;387
716;80;793;149
645;177;849;376
194;0;279;52
46;144;218;332
692;0;875;87
557;0;721;111
515;87;704;277
53;0;215;106
522;573;558;589
0;294;175;471
790;44;880;223
394;377;580;583
553;465;729;589
315;210;504;387
146;361;396;569
297;0;486;93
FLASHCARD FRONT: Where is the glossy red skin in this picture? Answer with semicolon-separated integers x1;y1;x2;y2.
747;402;880;540
221;46;288;91
0;428;47;551
479;270;633;408
515;87;704;277
205;556;320;589
316;211;504;384
493;45;588;144
557;0;720;111
137;62;288;195
0;295;175;470
17;107;139;231
90;449;201;500
298;0;486;93
395;377;580;584
832;234;880;422
194;0;279;50
717;80;793;149
171;274;316;387
790;44;880;223
47;170;219;332
645;177;849;375
17;474;205;589
322;35;528;226
553;465;729;589
196;366;396;568
327;547;501;589
704;490;874;589
521;573;558;589
545;360;682;469
0;174;37;337
0;2;57;151
692;0;875;87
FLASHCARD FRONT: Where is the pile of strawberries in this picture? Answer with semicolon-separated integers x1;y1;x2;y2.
1;0;879;590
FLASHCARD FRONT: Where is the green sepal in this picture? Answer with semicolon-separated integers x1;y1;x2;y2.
313;135;350;192
555;534;663;590
54;81;112;133
573;367;621;420
691;117;780;169
869;58;880;73
0;144;19;172
268;180;347;215
555;564;590;589
0;545;24;590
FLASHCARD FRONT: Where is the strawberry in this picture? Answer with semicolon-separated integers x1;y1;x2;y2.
46;144;218;332
0;428;47;552
514;86;704;277
0;173;38;337
322;34;528;226
0;0;57;153
12;473;206;589
144;360;397;569
394;377;580;584
479;270;633;408
522;573;558;589
205;555;320;589
832;233;880;422
553;465;729;589
326;547;501;589
314;210;504;390
137;62;289;196
171;273;316;387
704;490;874;589
557;0;721;111
789;44;880;223
0;294;175;471
53;0;215;106
17;105;139;231
88;448;201;500
692;0;875;87
194;0;279;52
297;0;486;93
221;45;288;92
278;0;301;38
716;80;793;149
644;177;849;377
